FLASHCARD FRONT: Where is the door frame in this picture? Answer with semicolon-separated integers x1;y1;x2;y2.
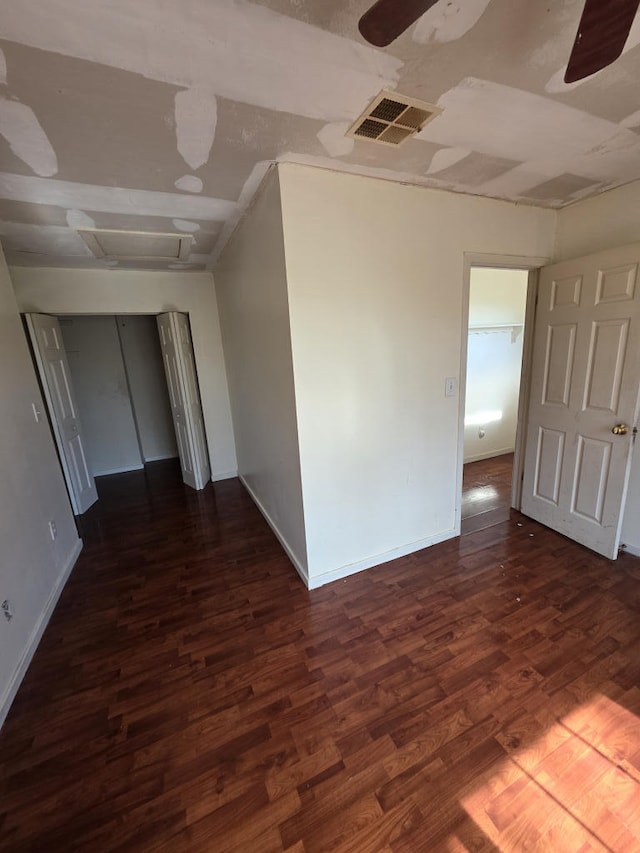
456;253;549;532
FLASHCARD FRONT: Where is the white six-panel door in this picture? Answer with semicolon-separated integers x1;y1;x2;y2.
157;312;210;490
521;244;640;558
26;313;98;515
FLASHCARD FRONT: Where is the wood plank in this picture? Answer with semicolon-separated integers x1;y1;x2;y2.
0;459;639;851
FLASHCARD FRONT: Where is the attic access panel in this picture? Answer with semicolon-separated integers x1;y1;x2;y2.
78;229;193;261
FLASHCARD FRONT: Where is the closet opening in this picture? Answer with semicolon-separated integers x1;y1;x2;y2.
25;312;210;518
461;267;531;534
60;315;178;479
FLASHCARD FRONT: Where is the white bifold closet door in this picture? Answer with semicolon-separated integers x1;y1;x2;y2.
26;312;98;515
521;243;640;559
157;312;210;490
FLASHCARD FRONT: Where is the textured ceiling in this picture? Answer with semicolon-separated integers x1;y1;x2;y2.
1;0;640;270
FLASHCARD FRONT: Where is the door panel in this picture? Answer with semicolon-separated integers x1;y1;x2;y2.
521;244;640;558
176;314;210;487
160;334;195;479
534;427;564;505
584;320;628;412
157;312;210;490
26;313;98;515
572;436;610;522
596;264;636;303
551;275;581;309
542;323;576;406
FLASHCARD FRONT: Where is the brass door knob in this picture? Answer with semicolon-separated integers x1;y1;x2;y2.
612;424;629;435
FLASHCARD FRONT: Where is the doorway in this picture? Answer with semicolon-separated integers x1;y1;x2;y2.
26;311;211;516
60;315;178;478
459;246;640;557
461;266;530;533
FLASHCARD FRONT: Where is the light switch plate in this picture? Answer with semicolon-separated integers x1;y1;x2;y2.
445;377;457;397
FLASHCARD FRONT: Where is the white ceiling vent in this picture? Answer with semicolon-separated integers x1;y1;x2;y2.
347;90;441;146
78;229;193;261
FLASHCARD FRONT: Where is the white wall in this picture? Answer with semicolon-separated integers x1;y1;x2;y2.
554;179;640;262
279;163;556;586
468;268;529;326
117;315;177;462
60;316;143;476
555;183;640;554
464;268;528;463
10;268;237;481
0;246;81;728
216;169;308;578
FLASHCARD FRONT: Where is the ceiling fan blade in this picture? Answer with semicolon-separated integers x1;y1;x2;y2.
564;0;640;83
358;0;441;47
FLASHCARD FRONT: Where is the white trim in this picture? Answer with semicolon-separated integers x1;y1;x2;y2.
463;253;549;272
512;269;540;510
212;469;238;482
94;463;144;476
307;528;457;590
464;447;515;464
238;474;309;587
0;538;83;731
622;543;640;557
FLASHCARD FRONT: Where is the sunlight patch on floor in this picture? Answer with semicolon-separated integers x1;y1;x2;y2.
464;484;499;504
455;691;640;851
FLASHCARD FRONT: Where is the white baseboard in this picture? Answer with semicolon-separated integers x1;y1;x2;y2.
0;538;83;731
94;463;144;477
621;542;640;558
212;469;238;482
464;447;515;464
238;473;456;590
307;527;457;590
143;454;178;463
238;474;309;587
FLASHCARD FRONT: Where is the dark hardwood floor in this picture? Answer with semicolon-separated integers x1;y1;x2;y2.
462;453;514;535
1;460;640;851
